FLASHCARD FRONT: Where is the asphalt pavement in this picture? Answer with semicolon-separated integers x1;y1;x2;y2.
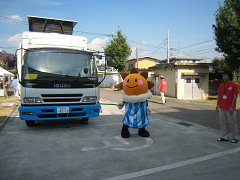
100;88;240;135
0;89;239;180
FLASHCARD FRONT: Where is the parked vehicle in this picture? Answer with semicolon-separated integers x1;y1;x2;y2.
8;16;112;127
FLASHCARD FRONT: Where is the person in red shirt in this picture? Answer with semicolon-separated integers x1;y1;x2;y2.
157;76;168;104
216;70;239;143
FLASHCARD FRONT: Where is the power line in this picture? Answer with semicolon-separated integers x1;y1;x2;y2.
0;29;22;35
151;42;167;53
128;39;217;59
180;44;215;52
0;46;17;50
0;15;28;24
148;38;167;51
73;30;113;37
0;15;114;37
0;15;221;59
178;39;214;49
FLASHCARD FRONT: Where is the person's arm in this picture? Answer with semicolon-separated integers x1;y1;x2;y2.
216;94;221;112
229;94;238;115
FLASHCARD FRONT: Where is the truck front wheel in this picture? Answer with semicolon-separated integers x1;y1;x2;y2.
26;120;35;127
82;118;88;124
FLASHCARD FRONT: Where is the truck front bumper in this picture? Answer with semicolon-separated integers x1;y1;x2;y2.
19;104;101;120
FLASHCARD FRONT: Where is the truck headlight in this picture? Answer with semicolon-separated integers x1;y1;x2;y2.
24;97;42;103
82;96;97;102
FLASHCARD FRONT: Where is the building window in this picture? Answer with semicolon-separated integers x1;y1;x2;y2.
129;64;134;70
195;78;200;83
186;78;191;83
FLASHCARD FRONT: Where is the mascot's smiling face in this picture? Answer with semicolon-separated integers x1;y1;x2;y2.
119;67;154;96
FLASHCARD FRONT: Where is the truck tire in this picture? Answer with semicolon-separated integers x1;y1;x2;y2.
82;118;88;124
26;120;35;127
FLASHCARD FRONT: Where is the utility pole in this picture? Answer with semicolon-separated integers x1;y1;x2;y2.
139;40;142;57
136;48;138;69
178;42;180;59
170;48;175;58
167;30;169;64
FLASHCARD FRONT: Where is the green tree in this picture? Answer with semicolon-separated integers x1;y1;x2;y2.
210;57;229;81
103;27;132;73
212;0;240;70
232;70;240;89
211;57;229;74
211;57;240;88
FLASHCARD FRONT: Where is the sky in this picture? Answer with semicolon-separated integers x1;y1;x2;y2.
0;0;225;62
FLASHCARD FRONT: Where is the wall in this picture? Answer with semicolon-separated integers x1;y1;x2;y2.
127;58;156;70
137;59;156;69
177;65;209;99
153;65;176;97
98;73;119;88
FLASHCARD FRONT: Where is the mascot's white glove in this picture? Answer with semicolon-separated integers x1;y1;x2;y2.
147;106;152;115
117;101;125;109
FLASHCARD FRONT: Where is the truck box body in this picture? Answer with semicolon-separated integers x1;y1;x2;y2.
21;31;87;50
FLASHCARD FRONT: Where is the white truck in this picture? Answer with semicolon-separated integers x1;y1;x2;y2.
8;16;112;127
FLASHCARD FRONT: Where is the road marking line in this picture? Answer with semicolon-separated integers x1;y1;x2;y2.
81;136;153;152
102;147;240;180
103;141;116;147
112;137;153;151
114;136;130;145
7;132;20;134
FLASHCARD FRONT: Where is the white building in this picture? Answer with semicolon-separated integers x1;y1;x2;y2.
150;57;212;100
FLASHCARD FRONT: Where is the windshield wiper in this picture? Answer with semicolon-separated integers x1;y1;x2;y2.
68;78;90;83
23;79;48;82
47;77;69;83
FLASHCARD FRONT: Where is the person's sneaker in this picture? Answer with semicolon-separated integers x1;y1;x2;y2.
217;138;229;142
231;139;238;143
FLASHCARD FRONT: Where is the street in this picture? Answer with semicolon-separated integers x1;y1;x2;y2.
100;88;240;134
0;89;239;180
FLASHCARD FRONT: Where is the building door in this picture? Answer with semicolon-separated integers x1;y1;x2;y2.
184;76;202;99
155;76;160;95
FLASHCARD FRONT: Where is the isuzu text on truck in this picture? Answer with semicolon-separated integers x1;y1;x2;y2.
8;16;112;127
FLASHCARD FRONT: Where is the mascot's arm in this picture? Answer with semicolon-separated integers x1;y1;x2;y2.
147;106;152;115
117;82;125;109
146;101;152;115
117;101;125;109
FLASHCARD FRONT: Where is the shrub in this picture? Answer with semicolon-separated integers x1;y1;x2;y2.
114;84;121;90
232;70;240;90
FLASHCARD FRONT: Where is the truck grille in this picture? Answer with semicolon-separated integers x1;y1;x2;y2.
37;113;86;119
41;94;83;103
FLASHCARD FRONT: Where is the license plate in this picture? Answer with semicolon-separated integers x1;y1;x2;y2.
57;107;69;113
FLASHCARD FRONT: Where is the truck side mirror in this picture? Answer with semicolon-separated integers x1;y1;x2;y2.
96;55;102;59
106;56;113;67
7;55;16;67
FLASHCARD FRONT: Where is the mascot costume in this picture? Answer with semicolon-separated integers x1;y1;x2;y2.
117;67;155;138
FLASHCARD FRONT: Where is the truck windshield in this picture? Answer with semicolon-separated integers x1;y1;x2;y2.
22;49;98;82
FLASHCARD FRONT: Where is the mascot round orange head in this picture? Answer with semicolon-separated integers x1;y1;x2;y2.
118;67;154;96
